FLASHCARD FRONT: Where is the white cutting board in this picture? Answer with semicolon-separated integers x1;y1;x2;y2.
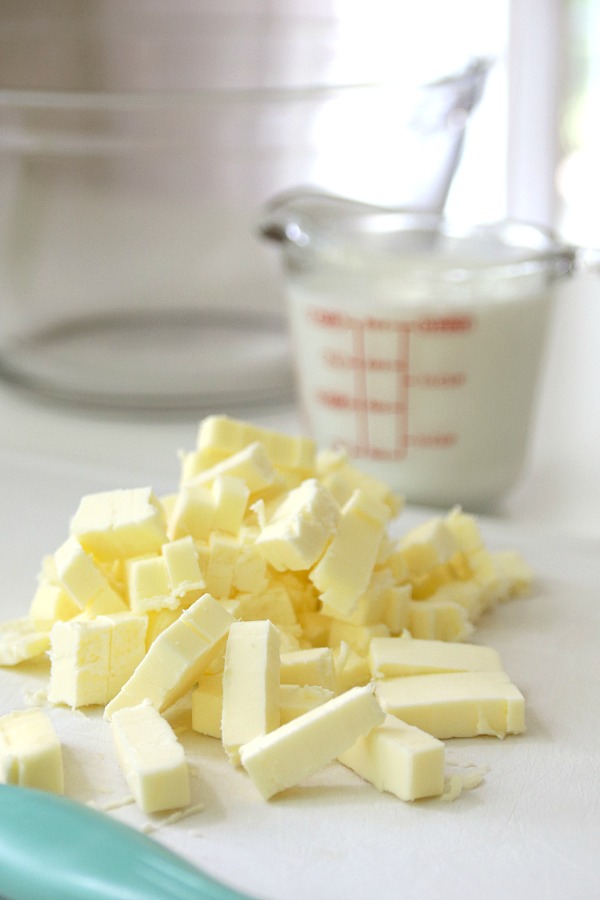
1;448;599;900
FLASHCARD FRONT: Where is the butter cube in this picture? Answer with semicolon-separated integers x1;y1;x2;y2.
102;612;148;698
0;708;64;793
328;620;390;657
446;506;484;554
169;484;215;541
309;490;389;617
105;593;235;718
54;537;126;615
211;476;250;535
332;641;371;693
203;532;240;599
256;479;339;572
191;673;223;739
368;637;503;679
279;647;336;691
48;617;111;707
0;618;50;666
197;415;316;475
279;684;334;724
162;536;205;607
186;442;275;494
316;450;402;518
48;612;147;708
111;702;190;813
374;671;526;739
232;540;268;595
70;487;168;561
221;620;281;765
408;598;474;642
236;583;298;630
127;556;178;614
338;714;445;801
399;517;459;573
29;580;79;629
239;684;385;800
321;568;395;626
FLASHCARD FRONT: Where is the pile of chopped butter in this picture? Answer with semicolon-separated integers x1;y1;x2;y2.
0;415;532;809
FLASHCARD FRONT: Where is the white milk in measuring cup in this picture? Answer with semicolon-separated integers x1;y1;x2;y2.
265;204;575;509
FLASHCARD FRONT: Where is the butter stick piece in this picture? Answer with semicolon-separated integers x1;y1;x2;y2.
111;702;190;813
309;489;389;617
368;637;503;679
105;593;235;719
221;620;281;765
0;708;64;793
338;714;445;801
239;684;385;800
375;671;525;739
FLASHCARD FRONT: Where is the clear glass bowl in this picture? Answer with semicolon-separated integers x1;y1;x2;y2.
0;2;489;412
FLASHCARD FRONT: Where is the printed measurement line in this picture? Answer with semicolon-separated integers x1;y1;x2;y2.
395;323;410;458
351;318;369;454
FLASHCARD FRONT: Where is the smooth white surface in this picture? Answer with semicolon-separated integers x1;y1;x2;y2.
0;267;597;900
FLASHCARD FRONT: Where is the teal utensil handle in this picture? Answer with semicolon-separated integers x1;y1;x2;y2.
0;786;253;900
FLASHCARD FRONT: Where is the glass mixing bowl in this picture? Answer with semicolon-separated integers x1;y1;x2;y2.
0;1;489;412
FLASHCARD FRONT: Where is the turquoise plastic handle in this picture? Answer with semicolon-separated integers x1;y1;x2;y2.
0;786;254;900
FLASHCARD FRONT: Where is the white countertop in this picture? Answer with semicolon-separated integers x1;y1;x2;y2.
0;270;598;900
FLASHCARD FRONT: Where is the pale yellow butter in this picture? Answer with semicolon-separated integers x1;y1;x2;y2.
399;516;460;574
221;620;280;765
368;636;503;679
48;611;147;708
185;442;275;494
332;641;371;693
196;415;316;475
408;597;474;643
162;536;205;606
48;617;111;707
54;537;126;615
127;555;178;615
0;708;64;793
375;671;526;739
191;673;223;739
111;702;190;813
239;684;385;800
256;478;339;572
0;618;50;666
105;593;235;718
309;489;389;617
279;647;336;692
70;487;168;561
211;475;250;535
338;714;445;801
29;579;79;629
169;484;215;541
279;684;334;724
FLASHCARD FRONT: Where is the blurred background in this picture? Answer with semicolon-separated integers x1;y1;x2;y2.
0;0;598;536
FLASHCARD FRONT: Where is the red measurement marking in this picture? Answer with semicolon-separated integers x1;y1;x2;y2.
315;390;407;415
409;433;458;447
307;307;350;328
415;315;473;333
332;440;406;461
408;372;466;387
323;350;403;372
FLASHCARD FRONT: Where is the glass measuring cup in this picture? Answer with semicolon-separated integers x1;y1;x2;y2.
262;193;576;510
